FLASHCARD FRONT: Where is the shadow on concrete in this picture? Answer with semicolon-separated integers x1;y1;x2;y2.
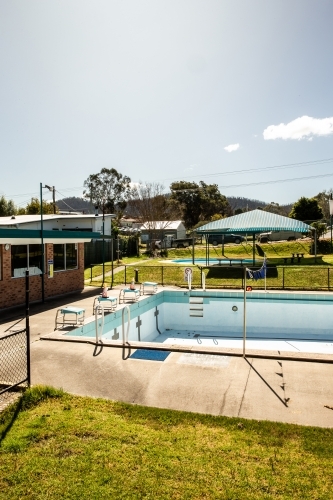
122;344;132;360
0;287;99;325
93;343;104;357
245;358;289;407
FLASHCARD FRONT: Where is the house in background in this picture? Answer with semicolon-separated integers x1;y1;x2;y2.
0;213;114;311
119;217;141;234
140;221;186;244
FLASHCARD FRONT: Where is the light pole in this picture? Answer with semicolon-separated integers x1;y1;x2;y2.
40;183;54;303
44;185;56;214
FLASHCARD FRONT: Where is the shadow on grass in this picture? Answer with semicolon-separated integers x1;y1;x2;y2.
0;395;23;445
206;266;278;279
0;386;64;447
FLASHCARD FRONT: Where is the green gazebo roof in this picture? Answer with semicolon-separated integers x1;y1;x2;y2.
196;210;311;234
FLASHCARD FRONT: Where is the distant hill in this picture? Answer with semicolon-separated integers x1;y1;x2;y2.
57;195;294;217
227;196;293;215
56;197;93;213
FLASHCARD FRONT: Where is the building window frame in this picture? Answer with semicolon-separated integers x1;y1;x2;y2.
53;243;78;272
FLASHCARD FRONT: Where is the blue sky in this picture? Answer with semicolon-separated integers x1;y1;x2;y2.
1;0;333;209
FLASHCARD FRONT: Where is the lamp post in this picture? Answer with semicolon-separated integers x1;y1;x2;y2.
40;183;54;303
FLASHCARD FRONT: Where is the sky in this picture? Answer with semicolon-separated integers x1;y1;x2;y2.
1;0;333;210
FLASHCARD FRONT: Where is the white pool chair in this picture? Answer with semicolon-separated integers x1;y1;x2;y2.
93;296;118;314
119;288;140;303
140;282;158;294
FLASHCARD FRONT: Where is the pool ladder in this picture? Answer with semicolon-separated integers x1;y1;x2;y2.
189;297;204;317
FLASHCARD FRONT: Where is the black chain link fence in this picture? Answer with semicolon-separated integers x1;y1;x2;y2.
0;329;29;411
89;264;333;291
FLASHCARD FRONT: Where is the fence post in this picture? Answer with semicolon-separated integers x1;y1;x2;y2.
282;266;285;289
328;267;330;290
25;270;31;387
90;264;93;282
124;265;127;285
162;266;164;286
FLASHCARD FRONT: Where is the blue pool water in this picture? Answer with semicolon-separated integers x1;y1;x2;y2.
171;258;253;265
65;290;333;353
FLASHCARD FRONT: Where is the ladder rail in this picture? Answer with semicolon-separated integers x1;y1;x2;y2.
95;304;104;343
122;305;131;344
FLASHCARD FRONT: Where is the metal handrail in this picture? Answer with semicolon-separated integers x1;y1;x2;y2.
122;305;131;344
95;304;104;343
188;270;192;291
201;270;206;291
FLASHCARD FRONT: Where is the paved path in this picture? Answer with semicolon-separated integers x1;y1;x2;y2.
1;286;333;427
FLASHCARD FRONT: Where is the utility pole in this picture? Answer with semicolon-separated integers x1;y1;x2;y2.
45;185;56;214
329;193;333;253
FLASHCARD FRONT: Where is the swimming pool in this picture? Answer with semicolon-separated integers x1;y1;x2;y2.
65;290;333;353
171;258;253;265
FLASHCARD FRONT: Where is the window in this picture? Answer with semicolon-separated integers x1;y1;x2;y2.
11;244;43;277
54;243;78;271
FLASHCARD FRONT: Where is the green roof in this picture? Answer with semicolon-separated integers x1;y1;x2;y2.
196;210;311;234
0;228;102;244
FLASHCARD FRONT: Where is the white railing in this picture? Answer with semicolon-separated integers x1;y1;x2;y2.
95;304;104;343
201;270;206;291
122;305;131;344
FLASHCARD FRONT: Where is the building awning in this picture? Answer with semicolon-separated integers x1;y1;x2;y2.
0;228;102;245
196;210;312;235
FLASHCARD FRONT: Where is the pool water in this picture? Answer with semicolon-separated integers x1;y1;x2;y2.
171;258;253;265
66;290;333;354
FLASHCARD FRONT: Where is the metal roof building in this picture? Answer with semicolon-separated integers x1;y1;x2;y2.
196;210;313;265
196;210;311;235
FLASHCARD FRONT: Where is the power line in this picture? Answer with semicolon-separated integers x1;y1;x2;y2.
170;172;333;192
218;172;333;189
157;157;333;183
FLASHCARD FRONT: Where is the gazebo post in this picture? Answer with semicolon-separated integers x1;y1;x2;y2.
252;234;256;266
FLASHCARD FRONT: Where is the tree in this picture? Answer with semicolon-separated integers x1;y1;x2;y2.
310;221;327;242
0;196;16;216
83;168;131;217
289;197;323;222
129;182;178;251
25;197;55;215
262;202;289;216
313;189;333;219
169;181;231;229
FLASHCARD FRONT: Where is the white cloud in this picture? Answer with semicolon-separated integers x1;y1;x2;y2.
263;116;333;141
224;143;240;152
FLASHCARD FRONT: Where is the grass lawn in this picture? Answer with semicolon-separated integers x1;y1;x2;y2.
86;241;333;291
1;386;333;499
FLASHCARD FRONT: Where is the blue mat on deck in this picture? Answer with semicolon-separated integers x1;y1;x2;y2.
130;349;171;361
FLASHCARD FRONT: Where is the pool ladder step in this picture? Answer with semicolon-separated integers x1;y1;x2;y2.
189;297;203;317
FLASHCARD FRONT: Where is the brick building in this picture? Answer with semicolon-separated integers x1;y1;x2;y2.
0;214;114;311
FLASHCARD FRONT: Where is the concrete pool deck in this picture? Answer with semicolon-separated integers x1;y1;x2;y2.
1;286;333;428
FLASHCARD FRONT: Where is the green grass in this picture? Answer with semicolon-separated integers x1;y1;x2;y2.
85;241;333;290
1;386;333;499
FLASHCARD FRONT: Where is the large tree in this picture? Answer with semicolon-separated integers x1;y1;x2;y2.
129;182;177;238
83;168;131;217
289;197;323;222
169;181;231;229
0;196;16;216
